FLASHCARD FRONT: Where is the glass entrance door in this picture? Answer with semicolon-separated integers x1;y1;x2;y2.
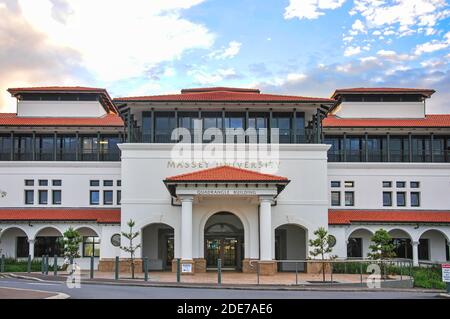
205;237;239;269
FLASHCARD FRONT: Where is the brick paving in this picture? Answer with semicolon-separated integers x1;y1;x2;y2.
0;287;56;299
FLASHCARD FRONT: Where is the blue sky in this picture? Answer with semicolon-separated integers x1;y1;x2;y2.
0;0;449;112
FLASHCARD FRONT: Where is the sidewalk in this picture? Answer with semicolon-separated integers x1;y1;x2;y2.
0;286;68;299
7;271;429;292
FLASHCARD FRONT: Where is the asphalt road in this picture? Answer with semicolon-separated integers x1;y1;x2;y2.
0;277;440;299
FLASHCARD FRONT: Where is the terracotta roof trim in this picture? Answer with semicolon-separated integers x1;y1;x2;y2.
323;114;450;128
165;165;290;182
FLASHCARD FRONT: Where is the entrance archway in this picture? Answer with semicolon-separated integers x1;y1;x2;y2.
0;227;29;259
142;223;174;271
275;224;307;272
204;212;244;270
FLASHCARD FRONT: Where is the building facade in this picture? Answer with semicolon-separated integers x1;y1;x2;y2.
0;86;449;274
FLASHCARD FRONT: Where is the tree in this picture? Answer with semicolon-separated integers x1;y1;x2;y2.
62;227;82;269
309;227;335;282
120;219;141;279
368;229;396;279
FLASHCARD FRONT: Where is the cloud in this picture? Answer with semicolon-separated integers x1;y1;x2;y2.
0;2;84;112
11;0;214;81
255;53;450;113
284;0;346;20
344;46;362;56
349;0;450;36
208;41;242;60
188;67;239;85
414;31;450;55
351;19;366;34
0;0;214;111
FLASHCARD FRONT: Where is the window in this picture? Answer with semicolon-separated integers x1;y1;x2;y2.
410;181;420;188
345;191;354;206
38;179;48;186
52;190;62;205
347;238;362;258
397;192;406;207
34;237;63;257
393;238;412;259
81;135;98;161
154;112;176;143
103;180;113;187
90;190;99;205
331;191;341;206
16;237;29;258
383;192;392;207
344;181;354;188
117;190;121;205
25;190;34;205
382;181;392;188
446;240;449;261
25;179;34;186
83;236;100;257
117;180;121;187
418;239;429;260
90;180;100;187
52;180;62;186
345;136;364;162
396;181;406;188
103;190;113;205
411;192;420;207
331;181;340;188
38;190;48;204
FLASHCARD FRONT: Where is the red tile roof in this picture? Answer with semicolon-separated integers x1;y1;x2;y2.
332;87;435;99
329;209;450;225
0;113;124;127
114;87;336;103
323;114;450;128
7;86;119;114
165;165;289;182
0;208;120;223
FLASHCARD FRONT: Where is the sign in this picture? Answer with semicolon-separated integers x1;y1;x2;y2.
442;264;450;283
181;263;192;273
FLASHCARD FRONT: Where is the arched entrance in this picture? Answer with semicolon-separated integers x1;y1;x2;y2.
141;223;174;271
204;212;244;270
275;224;307;272
0;227;29;259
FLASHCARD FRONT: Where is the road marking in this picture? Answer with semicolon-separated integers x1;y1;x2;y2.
27;282;61;286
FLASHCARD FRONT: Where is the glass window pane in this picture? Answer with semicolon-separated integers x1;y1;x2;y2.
103;180;113;187
411;192;420;207
331;181;340;188
52;180;62;186
90;180;99;187
52;190;61;205
396;181;406;188
382;181;392;188
90;191;99;205
103;190;113;205
397;192;406;206
25;190;34;205
345;192;354;206
383;192;392;206
331;191;340;206
39;190;48;204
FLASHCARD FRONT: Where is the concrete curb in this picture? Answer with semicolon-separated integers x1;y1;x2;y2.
7;273;444;294
0;285;70;299
3;273;44;282
438;293;450;298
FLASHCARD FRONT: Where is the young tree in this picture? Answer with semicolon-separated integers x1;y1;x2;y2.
120;219;141;279
368;229;397;279
309;227;335;282
62;227;82;270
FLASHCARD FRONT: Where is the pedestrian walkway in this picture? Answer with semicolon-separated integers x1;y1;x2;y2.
0;286;62;299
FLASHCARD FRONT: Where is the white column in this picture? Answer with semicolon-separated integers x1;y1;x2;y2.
412;241;419;267
259;196;273;261
180;196;193;260
28;239;35;258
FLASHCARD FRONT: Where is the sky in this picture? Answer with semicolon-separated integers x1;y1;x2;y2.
0;0;449;113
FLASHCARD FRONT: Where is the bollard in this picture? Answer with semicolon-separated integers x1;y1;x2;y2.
360;262;363;287
217;258;222;285
330;263;334;286
144;257;148;282
45;255;49;275
447;283;450;294
176;258;181;283
90;256;94;279
53;255;58;276
41;255;44;274
256;262;260;285
115;256;119;280
295;262;298;285
0;255;4;273
27;255;31;273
